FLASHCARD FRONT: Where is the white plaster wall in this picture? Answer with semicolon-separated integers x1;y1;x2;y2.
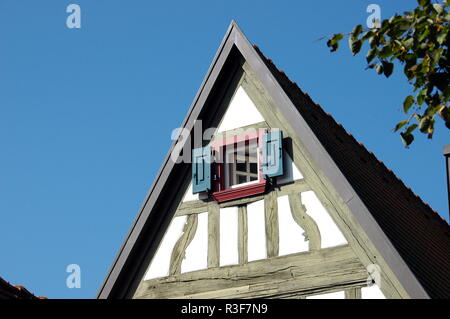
277;195;309;256
181;212;208;273
182;182;199;202
362;285;386;299
217;86;265;133
277;152;304;185
144;215;187;280
247;200;267;261
307;291;345;299
220;207;239;266
301;191;347;248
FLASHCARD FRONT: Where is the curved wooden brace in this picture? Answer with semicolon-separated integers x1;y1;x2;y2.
288;193;321;251
169;214;198;276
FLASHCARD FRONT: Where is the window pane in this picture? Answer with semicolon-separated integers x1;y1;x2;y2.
238;175;247;184
250;163;258;174
223;138;260;189
236;162;247;172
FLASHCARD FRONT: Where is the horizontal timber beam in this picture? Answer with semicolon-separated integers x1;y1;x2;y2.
134;245;367;299
176;179;311;216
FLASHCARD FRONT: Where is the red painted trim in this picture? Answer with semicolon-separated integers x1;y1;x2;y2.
213;162;225;192
211;181;267;203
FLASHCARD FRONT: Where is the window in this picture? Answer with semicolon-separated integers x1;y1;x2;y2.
210;129;267;202
225;139;259;188
192;128;284;202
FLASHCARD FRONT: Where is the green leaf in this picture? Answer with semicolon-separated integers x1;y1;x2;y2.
379;45;393;58
432;4;444;14
352;25;363;37
349;37;362;55
376;63;383;74
403;95;415;113
419;117;432;132
416;16;428;25
369;36;378;48
430;72;448;92
404;53;417;64
335;33;344;41
330;33;344;43
405;124;418;135
398;21;411;32
417;89;426;105
382;61;394;77
418;27;430;42
439;106;450;121
366;48;377;63
437;30;447;45
327;33;344;52
400;132;414;147
408;64;419;72
394;120;409;132
431;49;442;63
417;95;424;106
443;87;450;100
403;37;414;49
362;31;374;41
327;40;339;52
418;0;430;8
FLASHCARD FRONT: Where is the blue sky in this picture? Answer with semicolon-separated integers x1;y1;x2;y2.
0;0;448;299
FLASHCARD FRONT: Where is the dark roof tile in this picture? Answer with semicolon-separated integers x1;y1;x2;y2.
0;277;45;299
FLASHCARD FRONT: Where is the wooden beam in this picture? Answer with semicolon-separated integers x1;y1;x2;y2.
238;205;248;264
275;179;311;197
176;200;208;216
175;179;310;217
134;245;367;299
345;288;362;299
219;194;265;209
265;191;279;258
288;193;321;251
208;203;220;268
168;214;198;276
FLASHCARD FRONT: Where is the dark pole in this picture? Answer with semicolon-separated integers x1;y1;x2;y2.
444;145;450;220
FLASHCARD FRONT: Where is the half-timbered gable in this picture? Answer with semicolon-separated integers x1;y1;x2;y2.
98;22;450;299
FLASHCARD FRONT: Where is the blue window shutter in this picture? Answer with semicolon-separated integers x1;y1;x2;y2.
262;131;284;178
192;146;212;194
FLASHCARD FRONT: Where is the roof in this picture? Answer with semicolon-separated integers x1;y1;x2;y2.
252;45;450;299
0;277;45;299
97;21;450;299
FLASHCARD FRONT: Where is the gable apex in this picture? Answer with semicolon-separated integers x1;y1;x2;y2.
217;86;264;133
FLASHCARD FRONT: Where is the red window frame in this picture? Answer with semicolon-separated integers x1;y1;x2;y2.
210;128;267;203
